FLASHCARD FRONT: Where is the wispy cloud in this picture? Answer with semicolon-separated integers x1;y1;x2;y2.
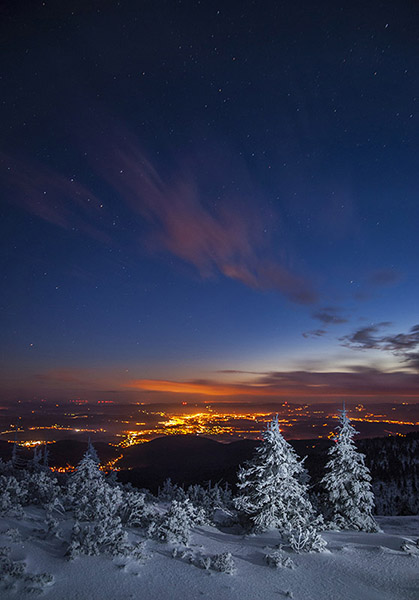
302;329;327;339
340;322;392;350
0;154;110;243
302;306;347;338
368;268;402;287
94;134;317;304
354;268;403;300
312;306;348;325
1;136;317;304
340;323;419;371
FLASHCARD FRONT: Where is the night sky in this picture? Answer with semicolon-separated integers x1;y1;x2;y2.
1;1;419;409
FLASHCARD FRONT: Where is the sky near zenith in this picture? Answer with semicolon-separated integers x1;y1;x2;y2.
1;0;419;406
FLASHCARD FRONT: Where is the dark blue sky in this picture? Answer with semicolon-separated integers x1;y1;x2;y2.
1;0;418;405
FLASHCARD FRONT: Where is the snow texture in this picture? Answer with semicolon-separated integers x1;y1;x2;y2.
0;507;417;600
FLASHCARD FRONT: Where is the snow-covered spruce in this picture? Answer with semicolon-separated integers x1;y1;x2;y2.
186;482;233;524
320;408;380;532
65;443;151;559
157;478;187;502
158;480;233;525
66;445;124;522
157;478;172;501
234;415;317;533
11;441;26;470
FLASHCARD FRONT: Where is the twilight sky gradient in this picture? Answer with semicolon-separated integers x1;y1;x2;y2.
1;1;419;407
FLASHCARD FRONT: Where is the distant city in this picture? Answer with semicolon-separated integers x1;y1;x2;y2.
1;400;417;454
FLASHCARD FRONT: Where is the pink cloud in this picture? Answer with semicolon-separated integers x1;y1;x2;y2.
98;135;316;303
1;153;110;243
1;134;316;304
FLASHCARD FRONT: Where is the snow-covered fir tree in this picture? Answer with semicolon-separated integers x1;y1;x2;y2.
66;442;122;521
320;406;380;532
186;482;233;523
235;415;316;532
29;446;42;471
85;438;100;464
24;470;60;505
64;442;139;557
11;437;26;470
42;444;49;469
158;478;186;502
67;445;103;493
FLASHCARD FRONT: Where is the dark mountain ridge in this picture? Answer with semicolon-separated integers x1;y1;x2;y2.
1;432;417;514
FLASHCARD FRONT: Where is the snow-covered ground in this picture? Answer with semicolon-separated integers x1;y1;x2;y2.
1;508;417;600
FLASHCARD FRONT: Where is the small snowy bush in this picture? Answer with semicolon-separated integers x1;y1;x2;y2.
67;516;150;561
0;546;26;586
32;508;63;541
209;552;236;574
0;476;26;517
129;541;150;563
24;572;55;594
287;525;327;553
1;528;22;543
265;548;295;569
0;546;54;593
150;498;204;546
24;470;60;506
199;554;212;570
155;499;192;545
172;547;194;563
197;551;236;574
401;538;419;556
67;516;131;559
118;491;156;528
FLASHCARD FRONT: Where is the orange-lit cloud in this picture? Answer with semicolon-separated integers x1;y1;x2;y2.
128;368;419;399
127;379;279;396
95;132;317;304
1;128;317;304
3;366;419;406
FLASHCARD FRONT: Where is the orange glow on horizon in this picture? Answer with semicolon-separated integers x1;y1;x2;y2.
126;378;419;398
127;379;290;396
